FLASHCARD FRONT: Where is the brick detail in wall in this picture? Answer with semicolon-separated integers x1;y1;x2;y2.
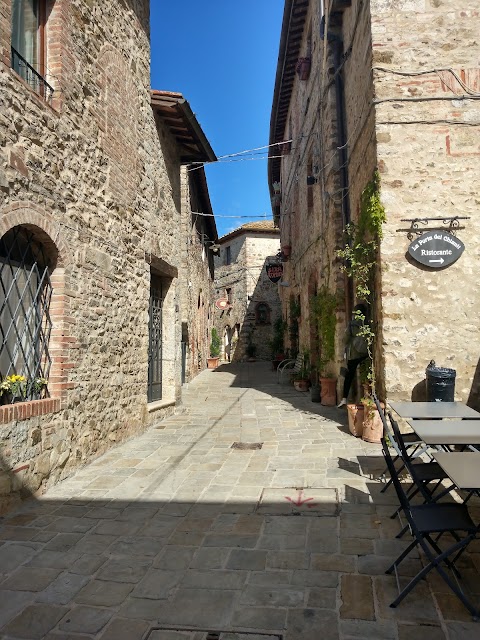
0;398;61;425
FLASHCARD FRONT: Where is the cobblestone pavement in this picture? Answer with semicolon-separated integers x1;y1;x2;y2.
1;363;479;639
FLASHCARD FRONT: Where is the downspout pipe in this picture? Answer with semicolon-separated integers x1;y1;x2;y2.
320;17;351;227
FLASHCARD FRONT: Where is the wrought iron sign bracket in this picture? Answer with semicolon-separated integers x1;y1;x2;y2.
397;216;470;241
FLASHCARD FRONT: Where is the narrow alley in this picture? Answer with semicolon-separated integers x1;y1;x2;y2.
0;363;478;640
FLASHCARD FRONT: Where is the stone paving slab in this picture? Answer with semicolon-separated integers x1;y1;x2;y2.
0;362;479;639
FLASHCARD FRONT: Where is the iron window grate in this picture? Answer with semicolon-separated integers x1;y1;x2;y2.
0;226;53;400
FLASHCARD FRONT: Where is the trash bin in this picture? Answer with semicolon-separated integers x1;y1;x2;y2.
425;360;456;402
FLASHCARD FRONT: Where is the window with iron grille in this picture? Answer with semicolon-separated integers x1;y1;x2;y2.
0;226;53;401
11;0;54;102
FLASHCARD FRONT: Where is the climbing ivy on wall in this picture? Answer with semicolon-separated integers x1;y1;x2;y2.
336;170;386;388
310;286;337;375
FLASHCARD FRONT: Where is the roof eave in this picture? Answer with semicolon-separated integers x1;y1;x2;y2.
151;90;217;164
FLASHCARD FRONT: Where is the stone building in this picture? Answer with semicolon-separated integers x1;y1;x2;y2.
213;221;281;362
0;2;217;511
269;0;480;404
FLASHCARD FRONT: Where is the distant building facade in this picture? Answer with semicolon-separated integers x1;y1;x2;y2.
0;4;216;511
213;221;281;362
269;0;480;404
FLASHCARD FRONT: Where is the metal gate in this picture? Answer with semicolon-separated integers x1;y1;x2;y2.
148;280;163;402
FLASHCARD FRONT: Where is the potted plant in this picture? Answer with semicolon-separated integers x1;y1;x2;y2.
319;371;337;406
361;395;384;444
293;349;310;391
336;171;386;439
31;377;48;399
0;374;27;404
207;328;221;369
347;403;365;437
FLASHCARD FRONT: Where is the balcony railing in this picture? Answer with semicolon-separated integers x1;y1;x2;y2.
11;47;54;103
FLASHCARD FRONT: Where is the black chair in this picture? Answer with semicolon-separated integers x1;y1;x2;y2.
382;438;480;619
389;412;455;509
372;392;426;493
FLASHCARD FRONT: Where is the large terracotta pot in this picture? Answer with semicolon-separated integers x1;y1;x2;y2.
347;404;364;438
207;357;219;369
320;377;337;406
362;403;384;444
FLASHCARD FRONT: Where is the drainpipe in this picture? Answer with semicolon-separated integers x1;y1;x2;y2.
321;14;353;312
333;40;350;228
320;16;350;227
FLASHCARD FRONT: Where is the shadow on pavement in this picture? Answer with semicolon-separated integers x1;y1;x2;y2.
0;362;479;638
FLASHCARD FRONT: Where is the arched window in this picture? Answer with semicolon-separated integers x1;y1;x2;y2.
255;302;271;325
0;226;54;400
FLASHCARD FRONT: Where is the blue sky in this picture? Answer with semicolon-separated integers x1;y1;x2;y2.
150;1;285;238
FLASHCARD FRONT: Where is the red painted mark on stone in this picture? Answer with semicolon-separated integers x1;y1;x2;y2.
285;489;317;507
13;464;30;474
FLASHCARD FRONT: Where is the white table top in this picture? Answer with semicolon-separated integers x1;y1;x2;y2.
433;452;480;489
406;420;480;445
389;401;480;420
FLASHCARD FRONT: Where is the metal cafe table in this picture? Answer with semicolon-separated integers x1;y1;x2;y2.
433;452;480;490
405;420;480;447
389;401;480;420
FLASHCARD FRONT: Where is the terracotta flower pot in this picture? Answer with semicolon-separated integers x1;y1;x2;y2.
362;403;385;444
320;377;337;406
207;357;219;369
347;404;365;437
294;379;309;391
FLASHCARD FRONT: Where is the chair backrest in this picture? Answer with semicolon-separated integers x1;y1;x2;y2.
293;353;304;373
373;392;403;459
381;436;413;518
389;413;411;460
389;414;432;503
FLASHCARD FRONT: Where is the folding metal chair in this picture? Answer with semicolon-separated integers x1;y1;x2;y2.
372;392;425;493
382;438;480;619
389;413;454;506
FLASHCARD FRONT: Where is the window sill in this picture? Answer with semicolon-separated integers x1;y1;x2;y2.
0;398;61;424
147;398;176;413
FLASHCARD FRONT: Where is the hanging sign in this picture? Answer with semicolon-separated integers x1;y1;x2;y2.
266;262;283;283
215;298;229;310
408;231;465;268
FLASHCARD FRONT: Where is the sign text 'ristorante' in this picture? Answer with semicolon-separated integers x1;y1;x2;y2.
407;231;465;268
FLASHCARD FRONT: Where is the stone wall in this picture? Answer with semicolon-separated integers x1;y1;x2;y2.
180;166;216;381
272;0;479;404
0;0;187;512
371;0;480;403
